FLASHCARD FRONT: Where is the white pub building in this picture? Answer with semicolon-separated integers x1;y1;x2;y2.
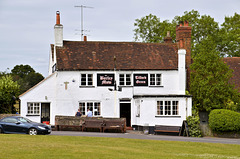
20;11;192;132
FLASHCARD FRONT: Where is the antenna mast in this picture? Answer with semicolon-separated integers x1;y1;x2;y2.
74;5;93;41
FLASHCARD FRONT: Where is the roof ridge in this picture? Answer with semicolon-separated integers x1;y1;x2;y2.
61;40;177;45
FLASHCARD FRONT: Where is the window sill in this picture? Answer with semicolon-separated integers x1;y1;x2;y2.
119;86;133;87
149;86;164;88
26;114;40;116
79;86;95;88
155;115;181;118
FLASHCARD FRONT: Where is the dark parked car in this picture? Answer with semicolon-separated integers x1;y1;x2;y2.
0;116;51;135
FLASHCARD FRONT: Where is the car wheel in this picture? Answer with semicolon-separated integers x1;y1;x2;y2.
29;128;38;135
0;128;3;133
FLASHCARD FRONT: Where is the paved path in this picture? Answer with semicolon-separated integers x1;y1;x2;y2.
51;131;240;145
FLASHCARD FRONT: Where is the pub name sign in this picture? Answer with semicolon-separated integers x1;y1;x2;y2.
97;74;149;87
97;74;115;86
133;74;148;86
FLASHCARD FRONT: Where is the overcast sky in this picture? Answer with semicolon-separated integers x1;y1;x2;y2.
0;0;239;77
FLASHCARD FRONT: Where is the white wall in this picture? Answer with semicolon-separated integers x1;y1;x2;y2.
20;73;57;124
20;70;192;125
132;97;191;127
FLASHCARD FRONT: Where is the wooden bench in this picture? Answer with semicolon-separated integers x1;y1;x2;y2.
82;119;104;132
55;115;126;133
154;125;181;135
102;120;126;133
56;125;83;131
55;115;84;131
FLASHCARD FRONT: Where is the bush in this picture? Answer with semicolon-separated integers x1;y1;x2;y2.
186;116;202;137
209;109;240;132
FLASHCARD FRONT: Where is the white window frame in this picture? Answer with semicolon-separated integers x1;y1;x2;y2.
150;73;162;86
27;102;40;115
156;100;179;116
79;101;101;116
119;73;132;86
80;73;93;86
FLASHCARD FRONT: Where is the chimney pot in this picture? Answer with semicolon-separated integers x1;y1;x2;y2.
84;36;87;41
179;21;183;26
184;20;189;26
56;11;60;25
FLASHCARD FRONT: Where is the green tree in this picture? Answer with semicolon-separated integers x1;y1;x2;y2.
11;64;35;79
11;65;44;94
0;68;10;78
0;75;20;113
190;37;240;112
134;10;220;57
25;72;44;87
134;14;176;43
173;10;219;57
218;13;240;57
134;10;240;58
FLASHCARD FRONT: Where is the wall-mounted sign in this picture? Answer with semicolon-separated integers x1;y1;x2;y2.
97;74;115;86
134;74;148;86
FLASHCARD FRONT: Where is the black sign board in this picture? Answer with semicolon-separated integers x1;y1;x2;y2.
134;74;148;86
97;74;115;86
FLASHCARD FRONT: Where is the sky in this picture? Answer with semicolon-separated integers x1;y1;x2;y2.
0;0;239;77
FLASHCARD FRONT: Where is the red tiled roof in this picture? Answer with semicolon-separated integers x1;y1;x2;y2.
224;57;240;92
55;41;178;71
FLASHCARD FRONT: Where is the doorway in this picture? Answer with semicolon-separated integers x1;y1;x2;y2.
120;102;131;127
41;103;50;123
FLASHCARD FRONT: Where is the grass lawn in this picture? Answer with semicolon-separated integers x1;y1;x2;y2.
1;134;240;159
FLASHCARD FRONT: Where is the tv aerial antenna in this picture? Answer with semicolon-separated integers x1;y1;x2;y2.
74;5;94;41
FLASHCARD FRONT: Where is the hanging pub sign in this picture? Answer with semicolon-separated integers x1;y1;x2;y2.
97;74;115;86
134;74;148;86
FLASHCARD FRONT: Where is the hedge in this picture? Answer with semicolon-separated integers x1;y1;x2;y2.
186;115;202;137
209;109;240;132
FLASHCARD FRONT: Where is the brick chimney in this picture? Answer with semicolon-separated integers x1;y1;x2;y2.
54;11;63;47
176;20;191;90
